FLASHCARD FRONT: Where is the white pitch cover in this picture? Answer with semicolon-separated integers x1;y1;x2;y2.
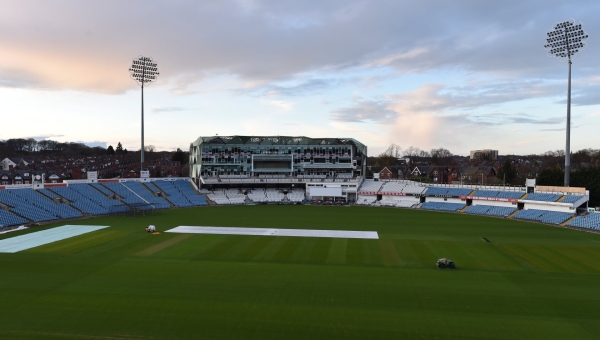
166;226;378;239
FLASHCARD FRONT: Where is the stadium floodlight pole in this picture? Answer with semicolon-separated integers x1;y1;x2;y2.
544;19;589;187
128;56;159;176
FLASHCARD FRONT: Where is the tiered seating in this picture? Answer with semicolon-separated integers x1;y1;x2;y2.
472;190;524;199
377;199;415;208
401;186;426;195
52;185;128;215
0;190;58;222
90;183;114;196
38;189;60;199
464;205;516;217
102;182;147;206
247;189;267;203
356;196;376;205
512;209;545;221
265;189;284;203
207;190;230;205
513;209;573;225
286;190;305;202
524;193;562;202
11;189;82;219
225;189;246;204
0;209;28;227
425;187;473;196
151;181;193;207
380;182;404;193
358;180;383;192
122;182;170;209
567;213;600;231
172;181;207;205
561;195;584;204
421;202;465;212
539;211;574;225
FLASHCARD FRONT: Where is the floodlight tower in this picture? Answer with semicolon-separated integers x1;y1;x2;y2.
129;56;159;175
544;19;589;187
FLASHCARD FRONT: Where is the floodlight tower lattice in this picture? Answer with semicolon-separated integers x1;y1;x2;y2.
129;56;159;176
544;19;589;187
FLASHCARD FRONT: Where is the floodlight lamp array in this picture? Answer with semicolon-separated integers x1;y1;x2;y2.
544;19;589;60
129;56;160;86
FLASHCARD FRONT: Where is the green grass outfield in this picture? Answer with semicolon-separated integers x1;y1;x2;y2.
1;205;600;339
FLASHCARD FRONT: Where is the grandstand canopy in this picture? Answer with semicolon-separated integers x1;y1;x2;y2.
191;135;366;153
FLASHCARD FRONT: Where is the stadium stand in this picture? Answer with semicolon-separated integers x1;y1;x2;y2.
51;185;128;215
561;195;584;204
376;199;416;208
151;181;193;207
358;180;383;192
425;187;473;196
379;182;404;193
471;190;524;199
0;189;76;222
401;186;427;195
0;209;28;227
90;183;114;196
247;189;267;203
101;182;148;206
122;182;170;209
356;196;376;205
171;181;207;206
464;205;517;217
10;189;81;219
566;213;600;231
286;190;305;203
421;202;465;212
512;209;573;225
523;193;563;202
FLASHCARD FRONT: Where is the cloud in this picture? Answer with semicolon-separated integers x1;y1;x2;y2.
1;1;598;94
330;100;396;122
151;107;188;113
23;134;65;141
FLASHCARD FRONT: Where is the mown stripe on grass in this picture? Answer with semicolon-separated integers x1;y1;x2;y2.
345;239;365;265
273;237;302;262
408;240;437;267
326;238;347;265
289;238;318;263
393;240;422;266
251;237;288;262
308;238;332;264
135;234;191;257
378;239;404;267
230;235;274;262
197;236;247;260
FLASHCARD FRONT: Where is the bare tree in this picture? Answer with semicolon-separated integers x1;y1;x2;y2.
403;146;422;157
381;144;402;158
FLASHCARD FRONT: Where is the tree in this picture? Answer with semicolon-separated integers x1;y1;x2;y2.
116;142;123;154
107;145;115;155
572;166;600;206
144;145;156;153
496;160;517;185
536;167;564;186
382;144;402;158
172;148;188;165
403;146;422;157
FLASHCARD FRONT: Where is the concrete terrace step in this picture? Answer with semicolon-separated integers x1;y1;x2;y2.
507;210;520;219
561;215;577;226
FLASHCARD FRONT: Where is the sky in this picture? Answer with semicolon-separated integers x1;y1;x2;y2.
1;0;599;156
